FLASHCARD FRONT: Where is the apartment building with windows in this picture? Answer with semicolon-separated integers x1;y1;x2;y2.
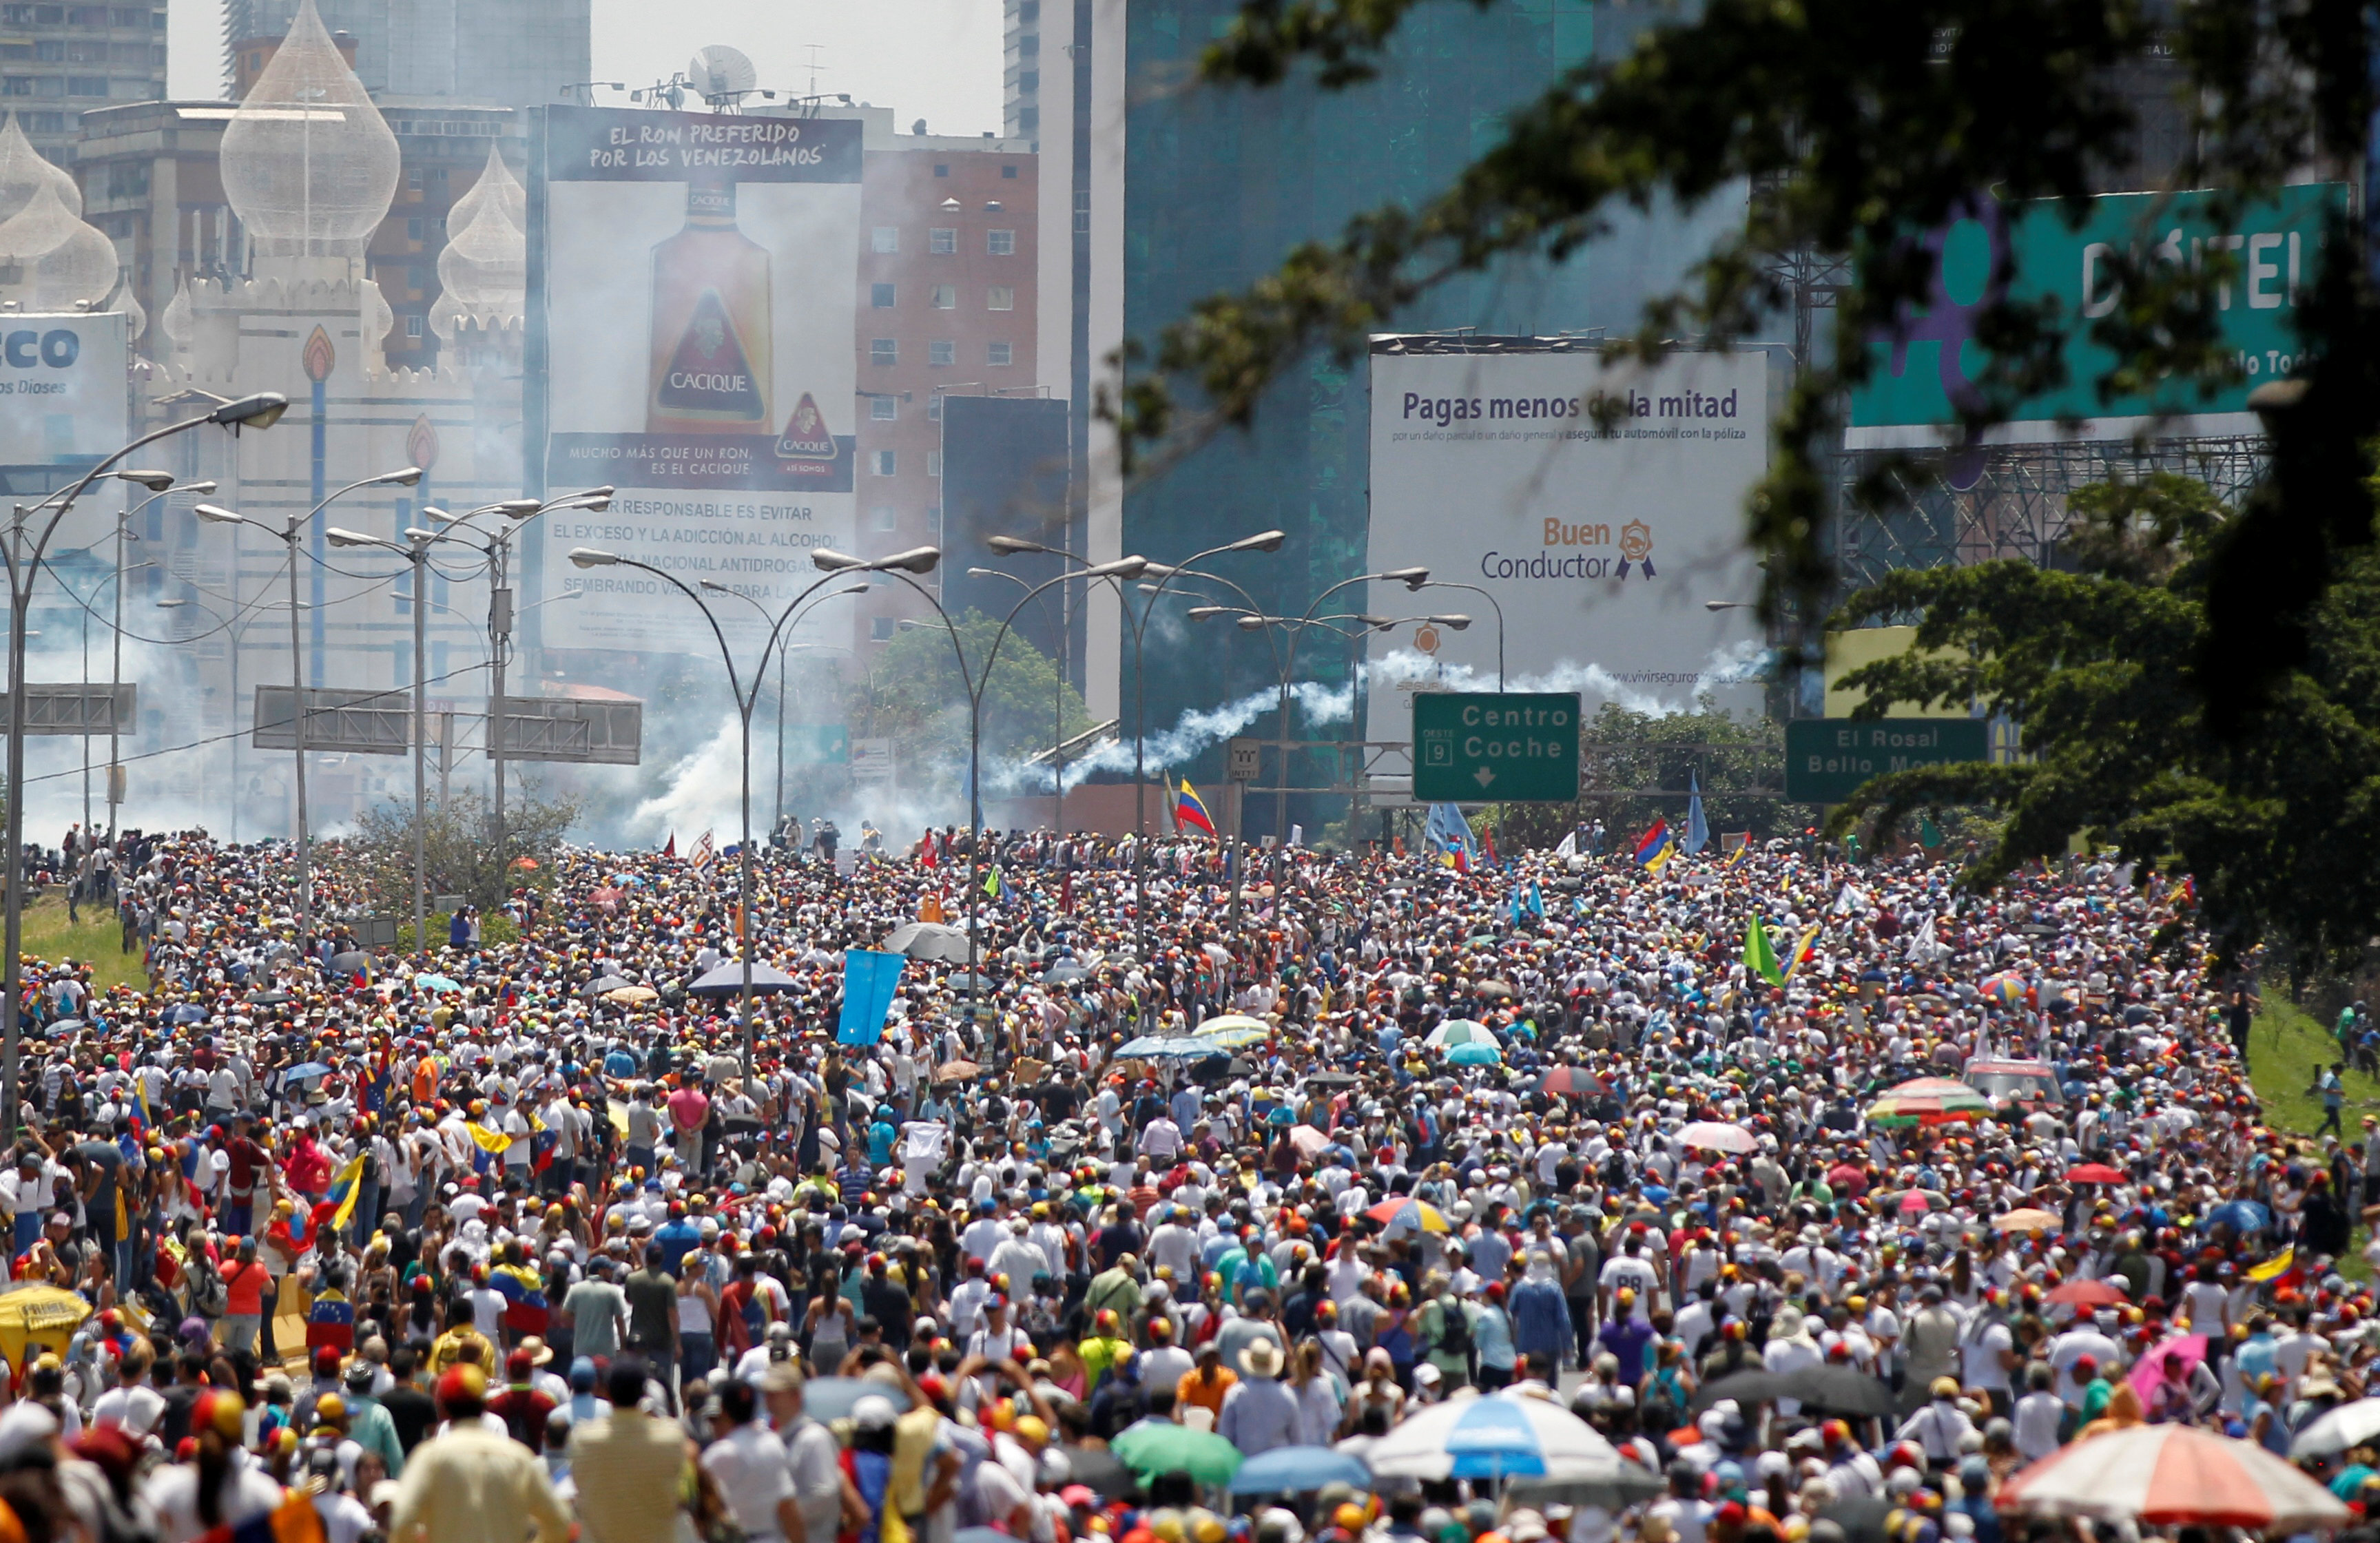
0;0;165;167
825;106;1037;652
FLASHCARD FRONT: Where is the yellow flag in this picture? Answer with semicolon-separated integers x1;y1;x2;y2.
327;1150;368;1232
463;1121;514;1154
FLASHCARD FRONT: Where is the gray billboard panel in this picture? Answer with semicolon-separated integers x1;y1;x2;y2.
0;683;136;736
497;697;642;765
252;687;411;755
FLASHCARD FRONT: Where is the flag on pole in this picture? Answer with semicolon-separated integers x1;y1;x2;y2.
920;891;945;924
1783;922;1823;980
690;831;715;869
1175;778;1217;836
1425;803;1475;862
1684;769;1709;855
983;867;1002;898
1633;820;1674;873
1480;825;1501;869
1553;830;1577;859
327;1150;368;1232
662;832;676;859
1745;913;1786;986
1528;881;1544;917
1918;811;1945;849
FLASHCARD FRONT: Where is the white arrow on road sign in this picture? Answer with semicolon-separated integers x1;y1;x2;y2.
1473;765;1496;788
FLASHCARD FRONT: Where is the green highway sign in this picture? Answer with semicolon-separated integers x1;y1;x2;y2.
1785;717;1989;802
1412;692;1580;802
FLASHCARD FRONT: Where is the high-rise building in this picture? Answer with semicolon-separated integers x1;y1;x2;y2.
0;1;165;166
1052;0;1744;775
812;107;1038;659
1003;0;1040;140
220;0;586;107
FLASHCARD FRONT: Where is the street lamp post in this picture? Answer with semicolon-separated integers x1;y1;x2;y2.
64;556;155;833
333;488;612;955
1407;579;1506;688
863;553;1150;1037
571;543;940;1078
694;582;867;849
1;390;288;1137
965;568;1070;832
986;530;1286;968
196;462;422;940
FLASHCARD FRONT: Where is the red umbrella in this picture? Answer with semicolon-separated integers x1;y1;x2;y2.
2066;1163;2128;1184
1536;1066;1599;1097
2045;1278;2128;1307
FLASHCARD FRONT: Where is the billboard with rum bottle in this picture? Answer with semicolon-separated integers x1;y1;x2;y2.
534;105;860;654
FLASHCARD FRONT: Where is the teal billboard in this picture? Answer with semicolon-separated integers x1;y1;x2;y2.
1846;183;2346;448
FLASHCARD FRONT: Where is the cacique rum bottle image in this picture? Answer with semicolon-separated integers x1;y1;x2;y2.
647;173;774;434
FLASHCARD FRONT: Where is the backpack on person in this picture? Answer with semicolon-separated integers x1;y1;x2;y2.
1431;1294;1473;1359
187;1250;227;1318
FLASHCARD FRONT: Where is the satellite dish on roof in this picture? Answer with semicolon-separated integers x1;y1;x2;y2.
689;45;759;106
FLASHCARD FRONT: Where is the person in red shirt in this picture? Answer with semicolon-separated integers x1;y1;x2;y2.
282;1126;331;1199
486;1346;559;1451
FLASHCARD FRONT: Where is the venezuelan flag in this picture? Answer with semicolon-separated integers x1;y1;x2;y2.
1634;820;1674;873
490;1261;550;1334
2246;1246;2295;1283
304;1287;355;1355
1175;778;1217;836
326;1151;368;1232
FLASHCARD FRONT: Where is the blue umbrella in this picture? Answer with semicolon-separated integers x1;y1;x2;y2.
1228;1446;1371;1494
2204;1199;2270;1234
162;1004;206;1025
281;1062;333;1081
414;974;462;993
1447;1042;1502;1066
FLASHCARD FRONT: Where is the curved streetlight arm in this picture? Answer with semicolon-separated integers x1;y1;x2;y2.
1409;579;1507;688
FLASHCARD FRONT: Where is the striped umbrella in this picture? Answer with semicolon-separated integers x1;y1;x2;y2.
1996;1423;2346;1529
1366;1197;1451;1234
1867;1076;1991;1127
1424;1018;1496;1048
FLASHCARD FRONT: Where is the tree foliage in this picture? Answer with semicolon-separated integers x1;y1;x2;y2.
344;787;581;915
843;611;1094;780
1102;0;2380;698
1828;473;2380;971
1489;702;1820;848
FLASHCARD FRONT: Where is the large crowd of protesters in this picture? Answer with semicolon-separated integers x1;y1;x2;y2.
0;811;2355;1543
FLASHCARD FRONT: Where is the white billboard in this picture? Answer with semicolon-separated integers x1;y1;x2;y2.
0;312;127;465
535;106;860;653
1363;345;1772;749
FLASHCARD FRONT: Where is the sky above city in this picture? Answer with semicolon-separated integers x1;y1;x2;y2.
167;0;1006;134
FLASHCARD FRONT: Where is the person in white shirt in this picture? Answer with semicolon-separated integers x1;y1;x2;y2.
701;1378;798;1542
2011;1361;2066;1462
91;1343;166;1438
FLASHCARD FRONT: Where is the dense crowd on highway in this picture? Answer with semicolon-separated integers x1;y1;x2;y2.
0;814;2355;1543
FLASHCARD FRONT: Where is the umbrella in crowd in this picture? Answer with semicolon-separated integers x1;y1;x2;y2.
1424;1018;1496;1048
1365;1394;1639;1482
1992;1208;2061;1233
2290;1396;2380;1460
1996;1424;2349;1529
1447;1042;1502;1066
1367;1197;1451;1233
1110;1421;1243;1486
1675;1120;1756;1153
2045;1278;2128;1307
1534;1065;1600;1097
884;921;971;962
2065;1161;2128;1184
1225;1447;1372;1493
1866;1076;1991;1126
